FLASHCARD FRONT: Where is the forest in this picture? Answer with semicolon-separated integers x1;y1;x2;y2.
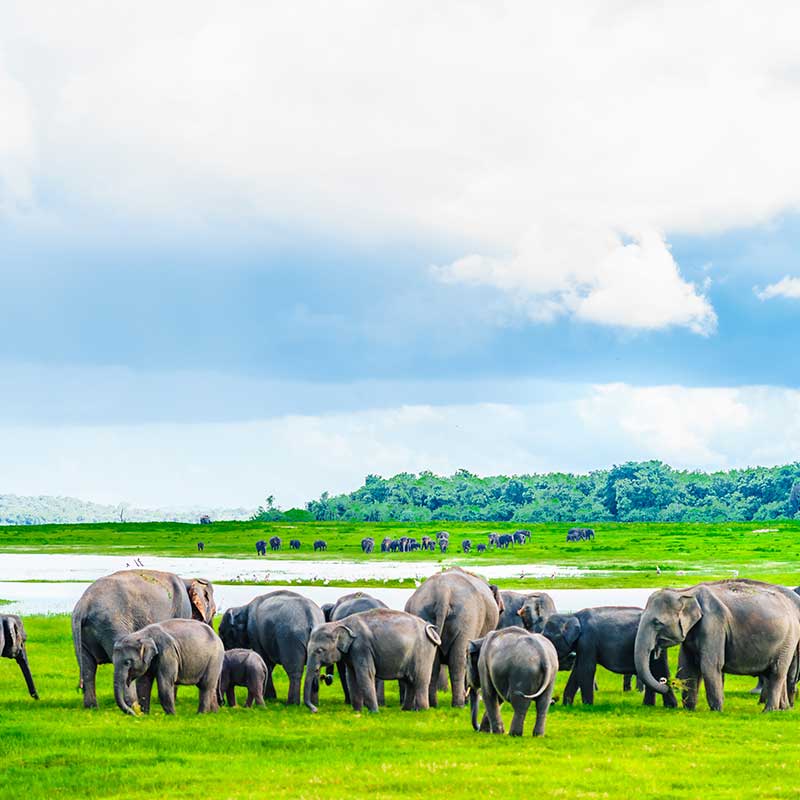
292;461;800;523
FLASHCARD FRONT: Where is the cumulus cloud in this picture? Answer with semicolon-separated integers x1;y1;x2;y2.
2;382;799;508
4;2;800;332
755;275;800;300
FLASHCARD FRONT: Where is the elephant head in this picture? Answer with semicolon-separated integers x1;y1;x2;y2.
1;615;38;699
635;589;702;695
183;578;216;624
303;623;356;712
466;637;485;731
541;614;581;670
517;596;553;633
218;607;249;649
112;633;160;715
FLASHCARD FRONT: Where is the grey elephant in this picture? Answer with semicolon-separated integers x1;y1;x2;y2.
321;592;389;705
304;609;441;713
112;618;224;715
405;567;503;707
502;591;556;631
0;614;38;700
543;607;677;707
635;579;800;712
218;590;324;705
218;648;268;707
72;569;216;708
467;626;558;736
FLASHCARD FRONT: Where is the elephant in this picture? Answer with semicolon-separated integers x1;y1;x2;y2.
255;540;267;556
269;536;281;551
196;541;204;552
0;614;39;700
543;607;677;707
461;539;472;553
467;626;558;736
218;648;268;707
72;569;216;708
635;579;800;712
314;540;327;551
361;537;375;554
112;618;223;715
289;539;301;550
405;567;503;707
321;592;389;705
501;591;556;631
218;590;324;705
304;609;441;713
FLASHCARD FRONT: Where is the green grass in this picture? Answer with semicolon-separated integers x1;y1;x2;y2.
2;616;799;799
1;519;799;588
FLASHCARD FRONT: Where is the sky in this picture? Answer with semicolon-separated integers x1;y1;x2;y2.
2;1;800;509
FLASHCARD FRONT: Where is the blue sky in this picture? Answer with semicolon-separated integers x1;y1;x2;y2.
2;2;800;508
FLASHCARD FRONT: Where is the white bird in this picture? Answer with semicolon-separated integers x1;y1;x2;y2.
656;566;661;575
323;579;330;586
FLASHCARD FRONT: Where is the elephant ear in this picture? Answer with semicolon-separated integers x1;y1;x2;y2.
677;595;702;638
562;617;582;648
336;625;357;653
321;603;335;623
2;616;22;658
188;579;215;623
489;584;504;613
140;637;159;667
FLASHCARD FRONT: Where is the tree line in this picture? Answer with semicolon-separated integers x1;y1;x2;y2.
280;461;800;523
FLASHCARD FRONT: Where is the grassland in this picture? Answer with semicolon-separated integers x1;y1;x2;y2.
1;520;799;588
1;615;799;800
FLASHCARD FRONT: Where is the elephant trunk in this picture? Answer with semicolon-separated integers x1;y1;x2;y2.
304;658;320;713
468;686;480;731
114;669;136;715
634;623;667;695
15;648;38;699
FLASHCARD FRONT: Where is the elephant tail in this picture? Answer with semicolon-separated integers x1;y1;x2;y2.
424;624;442;646
71;609;84;690
513;656;557;700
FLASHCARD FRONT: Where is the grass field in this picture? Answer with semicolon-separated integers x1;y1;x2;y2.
1;615;798;800
1;520;799;588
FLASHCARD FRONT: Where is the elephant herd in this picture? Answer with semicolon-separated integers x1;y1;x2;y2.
5;570;800;738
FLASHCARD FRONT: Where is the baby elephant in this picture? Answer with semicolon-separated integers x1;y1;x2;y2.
218;648;268;707
304;609;441;713
467;626;558;737
113;618;224;715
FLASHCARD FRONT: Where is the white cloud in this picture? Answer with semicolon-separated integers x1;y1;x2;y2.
5;3;800;328
0;56;34;215
755;275;800;300
2;382;800;508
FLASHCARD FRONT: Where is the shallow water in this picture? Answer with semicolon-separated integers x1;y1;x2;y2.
0;579;656;616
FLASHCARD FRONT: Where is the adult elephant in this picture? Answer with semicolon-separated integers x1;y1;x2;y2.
321;592;389;705
71;570;216;708
218;590;324;705
404;567;503;707
1;614;39;700
542;607;676;707
501;591;556;631
635;579;800;712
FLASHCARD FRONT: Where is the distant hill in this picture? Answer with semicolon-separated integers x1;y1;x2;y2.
0;494;255;526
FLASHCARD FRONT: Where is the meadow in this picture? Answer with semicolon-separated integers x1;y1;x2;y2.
1;615;798;800
1;520;800;588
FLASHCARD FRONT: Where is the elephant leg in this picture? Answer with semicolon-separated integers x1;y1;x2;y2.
337;663;351;705
437;665;449;692
136;674;154;714
562;665;580;706
156;676;177;714
245;688;255;708
508;696;531;737
347;669;364;711
483;686;504;734
376;678;385;707
250;675;265;707
352;662;379;712
198;680;217;714
700;662;724;711
479;710;491;732
651;652;678;708
226;684;237;707
533;682;555;737
570;654;596;705
623;674;632;692
286;671;303;705
751;675;764;696
428;652;441;708
264;664;277;700
80;653;99;709
400;679;414;710
449;651;467;708
677;647;700;710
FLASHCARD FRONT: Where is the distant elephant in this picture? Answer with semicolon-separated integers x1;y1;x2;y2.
635;579;800;711
467;627;558;736
405;567;503;707
218;590;324;705
72;570;216;708
0;614;38;700
304;609;441;713
321;592;389;705
289;539;301;550
269;536;281;551
314;540;327;551
196;541;204;552
476;544;486;554
218;648;268;707
461;539;472;553
255;540;267;556
361;537;375;554
113;618;223;715
501;591;556;631
543;607;677;707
